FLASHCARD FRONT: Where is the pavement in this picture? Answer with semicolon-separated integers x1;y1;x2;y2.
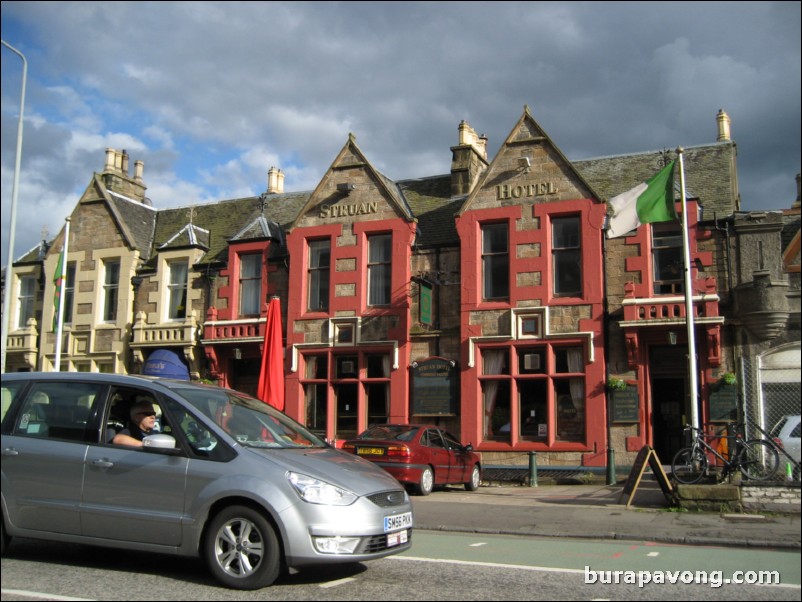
410;480;801;551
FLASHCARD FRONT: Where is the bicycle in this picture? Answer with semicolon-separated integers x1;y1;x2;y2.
671;423;780;484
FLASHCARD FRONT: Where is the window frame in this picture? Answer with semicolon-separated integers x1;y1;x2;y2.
167;259;189;320
652;224;684;295
300;349;392;440
367;233;392;307
480;343;586;445
307;239;331;313
102;259;121;322
63;262;76;325
238;254;262;317
17;274;36;329
552;215;582;298
481;222;510;301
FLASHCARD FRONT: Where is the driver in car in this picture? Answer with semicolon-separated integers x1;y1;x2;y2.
113;398;158;447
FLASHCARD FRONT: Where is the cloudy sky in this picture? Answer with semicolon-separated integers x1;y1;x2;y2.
2;1;800;265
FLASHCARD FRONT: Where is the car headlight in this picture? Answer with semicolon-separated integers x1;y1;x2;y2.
287;472;358;506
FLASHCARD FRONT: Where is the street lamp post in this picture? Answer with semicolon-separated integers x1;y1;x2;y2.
1;40;27;373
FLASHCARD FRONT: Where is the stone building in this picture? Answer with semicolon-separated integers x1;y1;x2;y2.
2;107;798;471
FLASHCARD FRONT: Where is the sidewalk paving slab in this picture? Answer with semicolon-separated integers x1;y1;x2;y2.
410;482;801;550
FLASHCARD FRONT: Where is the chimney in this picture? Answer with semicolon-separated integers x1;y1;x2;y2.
100;148;147;203
105;148;116;171
794;173;801;210
451;121;489;197
267;166;284;194
716;109;731;142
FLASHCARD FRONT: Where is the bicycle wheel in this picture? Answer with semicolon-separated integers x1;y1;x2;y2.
737;439;780;481
672;446;708;484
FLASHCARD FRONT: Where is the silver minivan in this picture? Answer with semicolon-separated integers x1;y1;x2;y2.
0;373;413;589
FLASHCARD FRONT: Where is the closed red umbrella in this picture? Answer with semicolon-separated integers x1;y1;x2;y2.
257;296;285;410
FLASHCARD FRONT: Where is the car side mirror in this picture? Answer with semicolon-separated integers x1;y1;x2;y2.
464;444;473;452
142;433;181;455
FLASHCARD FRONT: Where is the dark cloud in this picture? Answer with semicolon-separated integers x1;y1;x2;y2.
2;1;800;263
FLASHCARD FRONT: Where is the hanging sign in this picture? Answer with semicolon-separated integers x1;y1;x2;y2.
420;280;433;325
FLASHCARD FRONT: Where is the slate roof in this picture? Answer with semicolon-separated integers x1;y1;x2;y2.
782;211;801;251
14;139;743;269
573;142;739;220
106;191;158;260
397;175;459;248
146;191;310;268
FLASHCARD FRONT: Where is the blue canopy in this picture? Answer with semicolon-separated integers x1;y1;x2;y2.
142;349;190;380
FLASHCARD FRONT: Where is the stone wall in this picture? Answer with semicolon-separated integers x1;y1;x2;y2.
741;483;801;514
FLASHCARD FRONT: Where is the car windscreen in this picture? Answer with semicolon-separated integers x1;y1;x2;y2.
173;385;327;449
358;425;418;441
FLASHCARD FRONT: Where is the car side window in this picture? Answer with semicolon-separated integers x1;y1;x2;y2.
426;429;446;449
161;396;235;462
106;386;174;444
1;381;27;425
442;431;462;450
12;381;103;442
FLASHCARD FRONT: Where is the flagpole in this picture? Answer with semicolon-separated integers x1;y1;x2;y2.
54;217;70;372
676;148;699;430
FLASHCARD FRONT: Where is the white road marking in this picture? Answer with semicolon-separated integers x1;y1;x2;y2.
394;555;585;574
1;590;95;601
319;577;357;588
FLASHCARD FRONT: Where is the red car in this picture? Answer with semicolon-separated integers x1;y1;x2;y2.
342;424;481;496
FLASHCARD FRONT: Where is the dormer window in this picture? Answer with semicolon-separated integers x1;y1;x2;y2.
167;260;189;320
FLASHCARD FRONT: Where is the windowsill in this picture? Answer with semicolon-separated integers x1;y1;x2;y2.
548;296;587;305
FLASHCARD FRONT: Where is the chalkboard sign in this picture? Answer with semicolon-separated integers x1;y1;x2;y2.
611;386;640;423
619;446;673;508
709;384;738;422
412;357;458;416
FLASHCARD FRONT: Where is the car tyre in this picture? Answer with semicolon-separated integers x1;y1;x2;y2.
204;505;281;590
416;466;434;496
465;465;481;491
0;516;10;556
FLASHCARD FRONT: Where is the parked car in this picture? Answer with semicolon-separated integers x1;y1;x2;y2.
0;373;412;590
771;414;801;478
342;424;481;496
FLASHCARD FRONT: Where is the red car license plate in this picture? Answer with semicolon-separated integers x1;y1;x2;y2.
357;447;385;455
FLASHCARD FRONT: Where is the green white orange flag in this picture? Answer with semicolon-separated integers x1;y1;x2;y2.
52;249;65;331
606;161;677;238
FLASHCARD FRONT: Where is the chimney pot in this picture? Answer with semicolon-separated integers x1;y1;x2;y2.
267;166;284;194
105;148;116;171
134;160;144;182
716;109;731;142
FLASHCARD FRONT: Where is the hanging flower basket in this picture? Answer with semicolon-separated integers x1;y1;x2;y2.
719;372;737;386
607;377;628;391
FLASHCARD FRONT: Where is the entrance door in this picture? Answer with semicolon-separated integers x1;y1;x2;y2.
649;346;688;464
230;358;260;397
651;377;687;463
